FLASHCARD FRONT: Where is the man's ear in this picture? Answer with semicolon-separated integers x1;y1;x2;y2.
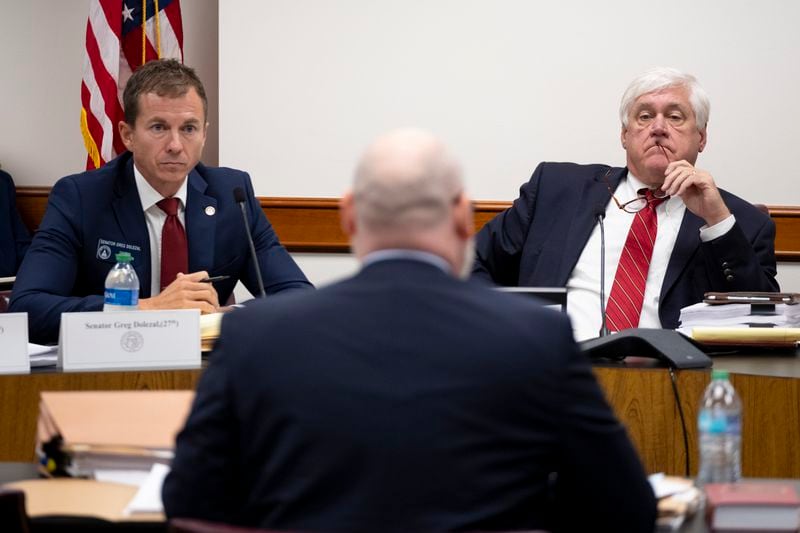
201;121;209;148
340;191;356;237
118;121;134;151
453;192;473;239
698;126;707;153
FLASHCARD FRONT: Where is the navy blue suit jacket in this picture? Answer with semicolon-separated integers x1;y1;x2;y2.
10;152;311;343
473;162;779;329
163;258;656;532
0;170;31;277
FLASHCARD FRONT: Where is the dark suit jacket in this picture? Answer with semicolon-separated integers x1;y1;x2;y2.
0;170;31;277
9;152;311;343
163;258;656;532
473;162;779;329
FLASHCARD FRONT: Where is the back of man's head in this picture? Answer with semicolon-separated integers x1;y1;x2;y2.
352;128;463;233
342;129;471;274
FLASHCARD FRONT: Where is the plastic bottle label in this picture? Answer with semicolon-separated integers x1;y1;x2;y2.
698;410;741;434
104;288;139;306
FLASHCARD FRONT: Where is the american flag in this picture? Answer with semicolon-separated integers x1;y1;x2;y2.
81;0;183;170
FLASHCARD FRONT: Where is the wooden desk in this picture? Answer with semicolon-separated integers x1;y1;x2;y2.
1;356;799;477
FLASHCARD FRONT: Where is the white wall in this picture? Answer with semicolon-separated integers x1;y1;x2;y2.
218;0;800;206
0;0;219;186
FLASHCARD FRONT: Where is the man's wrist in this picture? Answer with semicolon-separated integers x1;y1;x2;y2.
700;213;736;242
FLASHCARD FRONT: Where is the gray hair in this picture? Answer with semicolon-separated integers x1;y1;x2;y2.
619;67;710;130
353;129;463;232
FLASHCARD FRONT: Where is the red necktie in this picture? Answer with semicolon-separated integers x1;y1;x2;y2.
157;197;188;290
605;190;666;332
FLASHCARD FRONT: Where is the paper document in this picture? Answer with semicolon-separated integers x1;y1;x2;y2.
94;469;152;487
124;463;170;515
29;343;58;367
200;312;223;351
679;302;800;328
649;473;701;531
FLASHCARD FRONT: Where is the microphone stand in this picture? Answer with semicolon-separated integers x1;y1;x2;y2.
233;187;267;298
596;209;610;337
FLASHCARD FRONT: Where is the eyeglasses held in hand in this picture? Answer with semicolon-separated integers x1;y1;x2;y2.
602;163;668;214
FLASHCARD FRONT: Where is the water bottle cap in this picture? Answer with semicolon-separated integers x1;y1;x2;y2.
711;369;730;380
115;252;133;263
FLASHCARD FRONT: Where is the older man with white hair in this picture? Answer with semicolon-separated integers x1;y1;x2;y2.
164;128;656;532
473;67;779;340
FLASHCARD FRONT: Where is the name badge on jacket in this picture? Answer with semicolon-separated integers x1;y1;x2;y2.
96;238;143;264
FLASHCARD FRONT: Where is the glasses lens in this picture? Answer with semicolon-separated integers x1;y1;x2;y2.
652;189;668;199
622;197;647;213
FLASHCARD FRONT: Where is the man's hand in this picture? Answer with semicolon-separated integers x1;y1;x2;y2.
662;160;731;226
139;271;220;314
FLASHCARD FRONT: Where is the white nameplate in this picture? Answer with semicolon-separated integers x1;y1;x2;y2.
58;310;201;371
0;313;30;374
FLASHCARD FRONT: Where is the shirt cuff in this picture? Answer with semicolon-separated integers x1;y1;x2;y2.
699;214;736;242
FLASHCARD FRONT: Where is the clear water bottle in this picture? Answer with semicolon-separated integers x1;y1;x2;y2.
103;252;139;311
697;369;742;484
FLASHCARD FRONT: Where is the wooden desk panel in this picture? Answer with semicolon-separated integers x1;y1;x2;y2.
594;366;703;478
594;363;800;478
15;188;800;260
1;362;798;478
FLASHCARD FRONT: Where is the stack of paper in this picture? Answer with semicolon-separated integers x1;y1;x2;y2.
649;474;701;531
37;391;194;478
200;312;223;351
679;302;800;328
679;302;800;347
784;304;800;324
29;343;58;367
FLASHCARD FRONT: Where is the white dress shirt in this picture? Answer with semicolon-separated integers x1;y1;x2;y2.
566;173;735;341
133;166;188;296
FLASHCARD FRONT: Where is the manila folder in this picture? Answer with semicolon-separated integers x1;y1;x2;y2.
38;390;195;451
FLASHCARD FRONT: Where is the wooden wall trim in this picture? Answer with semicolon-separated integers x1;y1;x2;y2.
15;187;800;261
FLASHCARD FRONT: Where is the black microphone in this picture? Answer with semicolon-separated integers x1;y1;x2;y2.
233;187;267;298
594;205;610;337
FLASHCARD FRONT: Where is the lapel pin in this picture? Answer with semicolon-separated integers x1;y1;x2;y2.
204;206;216;216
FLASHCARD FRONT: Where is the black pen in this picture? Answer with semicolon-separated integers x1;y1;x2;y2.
200;275;230;283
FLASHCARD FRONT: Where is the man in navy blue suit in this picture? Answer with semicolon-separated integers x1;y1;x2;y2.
10;59;310;343
0;168;31;277
163;129;656;532
473;67;778;340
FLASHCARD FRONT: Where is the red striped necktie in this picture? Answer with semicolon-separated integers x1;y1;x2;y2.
605;190;666;332
157;197;188;291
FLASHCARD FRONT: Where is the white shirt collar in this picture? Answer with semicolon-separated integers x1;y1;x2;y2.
133;164;188;212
